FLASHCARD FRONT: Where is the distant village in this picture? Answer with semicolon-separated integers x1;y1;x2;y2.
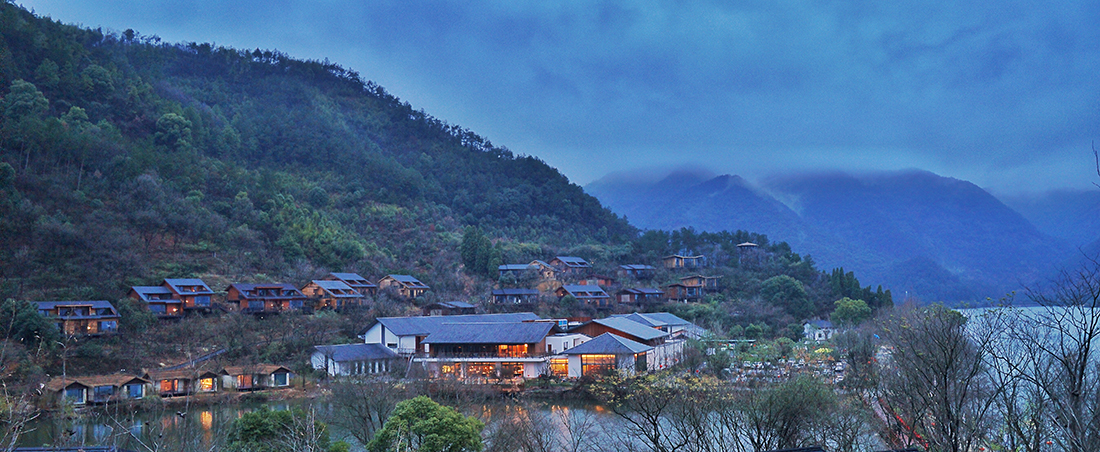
32;248;839;408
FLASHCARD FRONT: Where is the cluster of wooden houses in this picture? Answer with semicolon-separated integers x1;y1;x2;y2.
127;273;429;318
311;310;704;381
45;364;294;407
492;252;738;307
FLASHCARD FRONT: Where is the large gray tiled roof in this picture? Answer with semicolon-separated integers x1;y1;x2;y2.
590;317;668;341
374;312;542;336
314;343;398;362
611;312;691;328
421;321;554;344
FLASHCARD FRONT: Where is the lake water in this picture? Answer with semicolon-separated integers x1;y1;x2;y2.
15;395;620;451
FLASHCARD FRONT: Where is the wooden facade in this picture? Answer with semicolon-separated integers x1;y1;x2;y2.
220;365;293;391
616;288;664;304
143;369;220;397
662;254;704;270
227;283;309;314
163;279;215;312
377;275;430;298
128;286;182;319
35;301;119;336
664;283;703;302
324;272;378;296
301;280;365;310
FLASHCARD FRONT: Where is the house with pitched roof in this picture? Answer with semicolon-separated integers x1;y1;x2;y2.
490;288;540;304
227;283;308;314
549;256;592;274
610;312;694;339
220;365;293;390
803;320;836;342
618;264;656;279
163;279;215;312
377;274;430;298
679;275;721;292
127;285;182;319
312;343;400;377
35;301;119;336
301;279;365;310
615;288;664;304
570;316;685;371
563;333;653;378
325;272;378;296
143;369;220;397
555;284;611;308
422;301;476;316
664;283;703;302
45;375;149;406
662;254;704;270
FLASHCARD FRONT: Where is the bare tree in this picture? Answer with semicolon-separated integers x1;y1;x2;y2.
1003;257;1100;452
328;378;409;446
876;304;1001;452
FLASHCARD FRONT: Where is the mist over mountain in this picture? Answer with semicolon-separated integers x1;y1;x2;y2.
1001;190;1100;250
587;169;1074;302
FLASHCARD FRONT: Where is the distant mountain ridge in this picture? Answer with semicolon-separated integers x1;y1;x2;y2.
587;169;1077;302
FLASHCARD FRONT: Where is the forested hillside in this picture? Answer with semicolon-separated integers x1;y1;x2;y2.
0;2;633;300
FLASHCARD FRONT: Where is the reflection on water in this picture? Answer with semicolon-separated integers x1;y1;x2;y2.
16;396;617;452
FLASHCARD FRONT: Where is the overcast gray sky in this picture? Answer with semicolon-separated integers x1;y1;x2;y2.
18;0;1100;194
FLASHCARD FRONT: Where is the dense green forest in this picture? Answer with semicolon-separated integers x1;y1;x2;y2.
0;1;635;300
0;1;888;337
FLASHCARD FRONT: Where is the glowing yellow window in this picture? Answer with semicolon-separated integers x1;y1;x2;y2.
199;377;215;392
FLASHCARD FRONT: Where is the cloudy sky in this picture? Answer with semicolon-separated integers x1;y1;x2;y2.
18;0;1100;194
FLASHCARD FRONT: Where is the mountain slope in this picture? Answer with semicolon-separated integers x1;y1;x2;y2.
586;170;809;246
588;169;1068;302
0;3;633;300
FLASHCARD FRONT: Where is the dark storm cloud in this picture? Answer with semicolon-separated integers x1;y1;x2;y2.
20;0;1100;192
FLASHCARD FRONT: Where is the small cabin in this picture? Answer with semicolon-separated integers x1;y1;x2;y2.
556;285;611;308
377;275;430;298
325;272;378;296
302;280;365;310
220;365;293;391
662;254;704;270
143;369;220;397
128;286;182;319
549;256;592;274
618;264;656;279
616;288;664;304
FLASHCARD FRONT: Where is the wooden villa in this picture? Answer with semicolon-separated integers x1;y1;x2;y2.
616;287;664;304
377;274;430;298
324;272;378;296
162;279;216;313
227;283;309;314
662;254;704;270
618;264;656;279
127;285;182;319
301;279;365;310
35;301;119;336
555;284;612;308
